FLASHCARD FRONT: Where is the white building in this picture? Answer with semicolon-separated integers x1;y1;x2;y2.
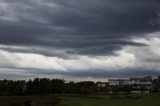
109;76;153;86
109;79;130;86
97;82;109;87
130;76;152;85
108;76;153;93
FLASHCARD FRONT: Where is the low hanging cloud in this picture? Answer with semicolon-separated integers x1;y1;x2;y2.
0;0;160;79
0;32;160;79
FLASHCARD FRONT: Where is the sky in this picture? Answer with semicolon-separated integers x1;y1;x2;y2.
0;0;160;81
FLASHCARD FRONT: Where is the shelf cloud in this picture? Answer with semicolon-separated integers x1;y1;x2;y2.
0;0;160;80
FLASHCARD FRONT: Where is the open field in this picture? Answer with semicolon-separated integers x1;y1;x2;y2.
0;93;160;106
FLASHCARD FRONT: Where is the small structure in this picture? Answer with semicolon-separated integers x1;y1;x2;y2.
130;76;153;93
130;76;152;85
97;82;109;87
109;79;130;86
108;76;153;93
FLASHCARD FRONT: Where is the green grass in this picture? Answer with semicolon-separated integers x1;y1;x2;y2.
0;96;60;106
0;93;160;106
61;94;160;106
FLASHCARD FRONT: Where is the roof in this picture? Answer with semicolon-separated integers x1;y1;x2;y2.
108;79;130;81
130;76;152;81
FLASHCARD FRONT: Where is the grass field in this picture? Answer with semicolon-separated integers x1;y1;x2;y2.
0;93;160;106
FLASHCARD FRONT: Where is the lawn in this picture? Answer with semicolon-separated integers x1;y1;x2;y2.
60;94;160;106
0;93;159;106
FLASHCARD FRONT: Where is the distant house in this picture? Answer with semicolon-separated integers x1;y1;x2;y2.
130;76;152;85
130;76;153;93
97;82;109;87
108;76;153;93
109;79;130;86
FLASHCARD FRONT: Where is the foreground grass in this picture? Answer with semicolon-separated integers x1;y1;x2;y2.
0;93;160;106
0;96;60;106
60;94;160;106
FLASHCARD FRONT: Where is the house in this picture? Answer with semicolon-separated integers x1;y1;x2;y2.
109;79;130;86
130;76;153;93
130;76;152;85
108;76;153;93
97;82;109;87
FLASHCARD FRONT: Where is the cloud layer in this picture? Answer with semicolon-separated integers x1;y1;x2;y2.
0;0;160;80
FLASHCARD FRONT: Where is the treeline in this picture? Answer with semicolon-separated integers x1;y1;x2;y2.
0;76;160;96
0;78;100;95
153;76;160;92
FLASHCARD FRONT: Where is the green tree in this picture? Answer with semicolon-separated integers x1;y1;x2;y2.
13;81;25;95
153;75;160;92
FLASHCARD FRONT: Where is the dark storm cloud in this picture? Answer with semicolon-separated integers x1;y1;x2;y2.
60;69;160;78
16;68;160;78
0;0;160;56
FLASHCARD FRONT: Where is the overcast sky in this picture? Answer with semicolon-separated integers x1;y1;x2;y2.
0;0;160;81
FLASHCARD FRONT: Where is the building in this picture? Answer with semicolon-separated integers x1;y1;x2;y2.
108;76;153;93
109;79;130;86
97;82;109;87
109;76;153;86
130;76;153;93
130;76;152;85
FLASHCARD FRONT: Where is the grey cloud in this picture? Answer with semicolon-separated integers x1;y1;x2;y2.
2;68;160;79
0;0;159;56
